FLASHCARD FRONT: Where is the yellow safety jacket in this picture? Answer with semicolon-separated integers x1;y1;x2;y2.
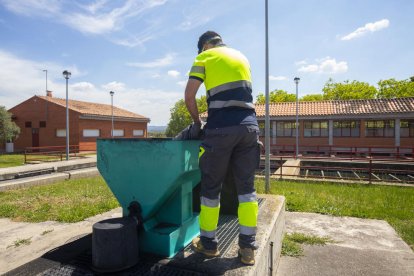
189;46;257;129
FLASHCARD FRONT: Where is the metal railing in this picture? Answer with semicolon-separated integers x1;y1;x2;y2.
264;144;414;160
257;155;414;185
24;145;96;163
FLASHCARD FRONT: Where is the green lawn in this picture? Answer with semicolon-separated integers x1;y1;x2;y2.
0;176;412;251
256;179;414;250
0;177;119;222
0;154;25;168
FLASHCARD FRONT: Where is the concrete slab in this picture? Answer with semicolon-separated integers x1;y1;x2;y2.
0;168;100;191
0;208;122;275
274;159;301;178
277;212;414;276
0;155;97;181
2;195;286;276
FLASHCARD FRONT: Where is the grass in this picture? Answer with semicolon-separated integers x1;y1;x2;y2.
282;232;333;257
256;179;414;250
0;174;412;251
0;154;25;168
7;237;32;248
0;176;119;223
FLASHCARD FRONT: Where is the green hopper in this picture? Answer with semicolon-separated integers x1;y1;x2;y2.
97;139;201;258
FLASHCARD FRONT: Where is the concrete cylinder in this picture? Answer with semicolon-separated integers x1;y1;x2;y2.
5;143;14;153
92;217;139;272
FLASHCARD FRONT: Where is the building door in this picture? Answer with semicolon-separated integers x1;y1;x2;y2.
32;128;39;148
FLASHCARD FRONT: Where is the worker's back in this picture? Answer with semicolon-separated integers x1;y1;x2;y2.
190;46;257;129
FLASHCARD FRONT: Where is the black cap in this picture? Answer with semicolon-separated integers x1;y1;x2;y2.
197;31;222;54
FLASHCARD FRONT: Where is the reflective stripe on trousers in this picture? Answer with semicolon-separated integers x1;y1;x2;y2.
199;196;220;238
238;192;258;235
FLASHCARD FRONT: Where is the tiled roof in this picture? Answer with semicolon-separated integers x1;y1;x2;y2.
255;97;414;118
38;96;149;121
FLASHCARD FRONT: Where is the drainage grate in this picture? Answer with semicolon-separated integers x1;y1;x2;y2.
184;197;265;257
39;198;265;276
40;262;204;276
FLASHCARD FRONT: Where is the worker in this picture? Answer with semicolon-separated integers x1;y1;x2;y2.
184;31;260;265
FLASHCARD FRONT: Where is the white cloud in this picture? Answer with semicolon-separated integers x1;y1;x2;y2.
71;82;95;92
127;53;175;68
0;49;69;107
297;57;348;74
101;81;126;92
298;64;319;73
269;75;287;81
167;70;180;78
0;0;168;42
0;49;180;125
341;19;390;41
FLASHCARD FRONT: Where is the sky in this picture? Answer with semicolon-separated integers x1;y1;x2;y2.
0;0;413;126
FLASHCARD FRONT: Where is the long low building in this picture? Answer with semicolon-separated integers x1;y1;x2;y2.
8;92;150;151
255;97;414;155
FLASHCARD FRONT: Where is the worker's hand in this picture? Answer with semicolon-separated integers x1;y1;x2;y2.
189;120;205;139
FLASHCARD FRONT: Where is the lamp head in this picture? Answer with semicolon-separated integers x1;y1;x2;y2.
294;77;300;84
62;70;71;79
110;91;115;96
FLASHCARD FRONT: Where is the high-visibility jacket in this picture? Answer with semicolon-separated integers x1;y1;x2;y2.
189;46;257;129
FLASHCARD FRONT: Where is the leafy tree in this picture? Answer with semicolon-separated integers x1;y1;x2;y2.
165;96;207;137
0;106;20;143
322;78;377;100
256;89;296;103
300;94;324;101
377;78;414;98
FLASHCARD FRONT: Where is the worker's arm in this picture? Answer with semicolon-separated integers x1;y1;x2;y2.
184;78;203;125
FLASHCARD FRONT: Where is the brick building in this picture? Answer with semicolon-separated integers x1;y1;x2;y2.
8;92;150;151
255;97;414;155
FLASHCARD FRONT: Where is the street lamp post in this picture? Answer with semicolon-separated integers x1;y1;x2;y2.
62;70;71;161
264;0;270;193
294;77;300;159
110;91;114;137
42;69;48;94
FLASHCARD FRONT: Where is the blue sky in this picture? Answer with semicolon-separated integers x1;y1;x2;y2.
0;0;413;125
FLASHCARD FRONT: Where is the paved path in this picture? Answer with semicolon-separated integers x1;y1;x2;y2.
277;212;414;276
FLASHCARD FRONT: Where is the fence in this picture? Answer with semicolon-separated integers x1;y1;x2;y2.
266;144;414;160
24;144;96;163
258;155;414;185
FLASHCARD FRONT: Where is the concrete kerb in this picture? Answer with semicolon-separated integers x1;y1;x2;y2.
0;156;99;191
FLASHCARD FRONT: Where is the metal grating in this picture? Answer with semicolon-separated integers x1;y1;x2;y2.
40;262;205;276
184;197;265;257
39;198;265;276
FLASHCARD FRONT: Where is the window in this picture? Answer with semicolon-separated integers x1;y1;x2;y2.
83;129;100;137
258;122;265;136
333;121;360;137
39;121;46;128
304;121;328;137
365;120;394;137
401;120;414;137
133;129;144;136
25;121;32;128
276;121;298;137
112;129;124;137
56;129;66;137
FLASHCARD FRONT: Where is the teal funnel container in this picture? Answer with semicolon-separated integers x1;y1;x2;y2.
97;139;201;257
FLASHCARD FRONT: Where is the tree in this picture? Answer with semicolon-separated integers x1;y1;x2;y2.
165;96;207;137
300;94;324;101
322;78;377;100
377;78;414;98
0;106;20;144
256;89;296;103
